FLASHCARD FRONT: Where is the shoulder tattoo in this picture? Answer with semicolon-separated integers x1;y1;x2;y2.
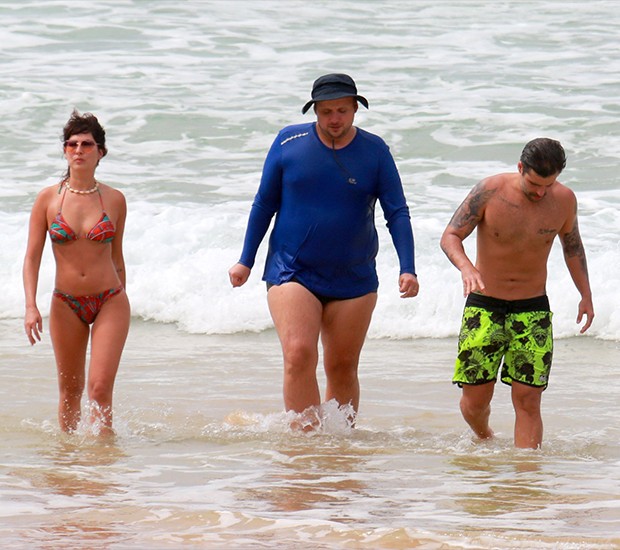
450;182;495;229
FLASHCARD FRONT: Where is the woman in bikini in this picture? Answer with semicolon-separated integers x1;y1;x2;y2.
23;110;130;435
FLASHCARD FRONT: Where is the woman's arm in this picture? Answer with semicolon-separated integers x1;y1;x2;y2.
111;190;127;288
23;191;49;344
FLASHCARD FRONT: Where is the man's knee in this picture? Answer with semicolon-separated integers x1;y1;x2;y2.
282;336;318;367
511;383;543;414
324;362;358;386
460;384;494;416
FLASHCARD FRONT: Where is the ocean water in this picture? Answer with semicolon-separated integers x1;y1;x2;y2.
1;1;619;548
2;0;619;339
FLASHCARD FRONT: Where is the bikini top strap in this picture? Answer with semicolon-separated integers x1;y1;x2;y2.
96;187;105;211
58;182;68;211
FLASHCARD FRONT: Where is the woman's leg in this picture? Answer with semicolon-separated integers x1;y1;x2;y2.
49;295;90;432
88;290;130;435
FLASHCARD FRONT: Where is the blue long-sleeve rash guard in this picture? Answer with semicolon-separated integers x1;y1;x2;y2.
239;122;415;299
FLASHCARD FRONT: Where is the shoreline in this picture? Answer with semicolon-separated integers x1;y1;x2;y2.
4;316;617;430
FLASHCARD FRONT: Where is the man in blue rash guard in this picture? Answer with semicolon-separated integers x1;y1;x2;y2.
229;74;419;429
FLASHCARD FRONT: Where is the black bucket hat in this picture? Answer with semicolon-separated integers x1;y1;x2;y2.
301;73;369;114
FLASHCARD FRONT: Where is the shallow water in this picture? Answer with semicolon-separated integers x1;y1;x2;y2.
1;319;619;549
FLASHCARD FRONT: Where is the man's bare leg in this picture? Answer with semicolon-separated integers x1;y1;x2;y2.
511;382;544;449
268;283;323;418
321;293;377;415
460;383;495;440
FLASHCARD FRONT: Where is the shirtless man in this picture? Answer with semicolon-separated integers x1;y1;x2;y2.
440;138;594;448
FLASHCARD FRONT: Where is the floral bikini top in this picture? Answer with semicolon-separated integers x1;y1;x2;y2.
49;185;116;244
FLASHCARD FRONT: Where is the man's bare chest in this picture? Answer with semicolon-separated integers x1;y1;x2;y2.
482;197;563;245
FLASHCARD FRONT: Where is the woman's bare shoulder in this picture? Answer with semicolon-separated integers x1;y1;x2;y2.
33;183;61;204
98;181;126;201
98;183;127;218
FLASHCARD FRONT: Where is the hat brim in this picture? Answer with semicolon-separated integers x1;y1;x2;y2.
302;93;369;114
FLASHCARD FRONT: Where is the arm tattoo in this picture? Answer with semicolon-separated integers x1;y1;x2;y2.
563;220;589;273
563;221;583;257
449;182;495;230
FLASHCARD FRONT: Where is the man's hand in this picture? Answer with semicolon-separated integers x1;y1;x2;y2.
576;296;594;333
399;273;419;298
460;265;486;297
228;263;251;288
